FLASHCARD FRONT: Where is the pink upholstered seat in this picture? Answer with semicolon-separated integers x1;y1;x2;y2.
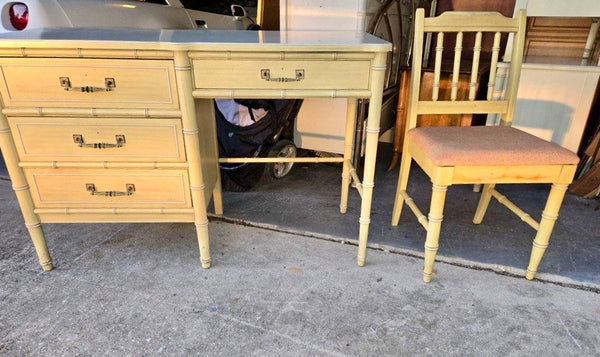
408;125;580;166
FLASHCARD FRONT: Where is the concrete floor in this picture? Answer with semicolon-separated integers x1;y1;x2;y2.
1;143;599;290
216;144;600;290
1;178;600;355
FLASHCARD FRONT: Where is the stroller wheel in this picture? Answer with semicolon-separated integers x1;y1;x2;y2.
267;139;296;179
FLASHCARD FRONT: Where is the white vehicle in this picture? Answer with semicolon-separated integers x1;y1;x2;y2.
0;0;256;33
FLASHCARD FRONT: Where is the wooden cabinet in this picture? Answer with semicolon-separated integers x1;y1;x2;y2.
491;0;600;154
507;60;600;153
524;16;598;59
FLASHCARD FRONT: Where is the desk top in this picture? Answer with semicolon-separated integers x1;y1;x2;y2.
0;28;391;53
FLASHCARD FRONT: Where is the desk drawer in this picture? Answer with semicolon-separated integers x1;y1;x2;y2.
9;118;186;162
26;168;191;208
0;58;178;109
192;59;371;91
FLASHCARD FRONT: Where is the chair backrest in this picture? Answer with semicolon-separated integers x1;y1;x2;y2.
406;9;527;131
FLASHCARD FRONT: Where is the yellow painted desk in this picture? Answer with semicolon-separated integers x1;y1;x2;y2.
0;29;391;271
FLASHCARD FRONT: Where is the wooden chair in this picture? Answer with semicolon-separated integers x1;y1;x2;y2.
391;9;580;283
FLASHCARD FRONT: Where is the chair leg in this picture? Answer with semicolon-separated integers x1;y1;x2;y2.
473;183;495;224
526;183;569;280
391;152;412;226
423;183;448;283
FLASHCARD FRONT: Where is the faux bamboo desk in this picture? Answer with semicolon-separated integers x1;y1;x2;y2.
0;28;391;271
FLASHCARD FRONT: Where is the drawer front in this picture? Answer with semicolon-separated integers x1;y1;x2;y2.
26;169;191;208
0;58;178;109
9;118;186;162
192;59;371;91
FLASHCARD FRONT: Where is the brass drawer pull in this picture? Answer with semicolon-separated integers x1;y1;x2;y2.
260;69;304;82
60;77;116;92
86;183;135;197
73;134;125;149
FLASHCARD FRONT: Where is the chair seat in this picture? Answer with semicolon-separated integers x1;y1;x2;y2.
408;125;580;166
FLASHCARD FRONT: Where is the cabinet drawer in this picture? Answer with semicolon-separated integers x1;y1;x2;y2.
26;169;191;208
9;118;186;162
192;59;371;91
0;58;178;109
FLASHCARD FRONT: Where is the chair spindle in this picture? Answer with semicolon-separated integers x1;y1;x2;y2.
451;32;463;101
469;32;482;101
487;32;502;100
432;32;444;101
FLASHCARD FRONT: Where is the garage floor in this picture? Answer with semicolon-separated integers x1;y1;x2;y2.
214;143;600;289
1;143;599;289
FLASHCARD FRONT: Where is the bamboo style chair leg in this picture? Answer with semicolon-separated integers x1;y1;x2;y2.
423;183;448;283
391;152;412;226
525;183;569;280
473;183;496;224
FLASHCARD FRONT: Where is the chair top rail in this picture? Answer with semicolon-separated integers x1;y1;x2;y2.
423;11;522;33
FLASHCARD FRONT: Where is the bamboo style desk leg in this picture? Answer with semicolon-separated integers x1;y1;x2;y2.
387;69;410;172
340;98;358;214
201;97;224;216
0;110;53;271
357;52;387;266
212;171;224;216
174;51;211;268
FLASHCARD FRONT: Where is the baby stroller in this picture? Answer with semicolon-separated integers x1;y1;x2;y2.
215;98;304;191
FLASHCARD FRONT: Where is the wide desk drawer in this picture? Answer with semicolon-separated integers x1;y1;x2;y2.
191;55;371;91
26;169;191;208
9;118;186;162
0;58;178;109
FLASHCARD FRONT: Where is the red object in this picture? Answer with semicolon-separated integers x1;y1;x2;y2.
9;3;29;30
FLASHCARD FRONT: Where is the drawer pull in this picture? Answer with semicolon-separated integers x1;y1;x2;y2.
60;77;116;92
260;69;304;82
86;183;135;197
73;134;126;149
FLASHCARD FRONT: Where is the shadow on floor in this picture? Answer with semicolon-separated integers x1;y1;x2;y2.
213;143;600;289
